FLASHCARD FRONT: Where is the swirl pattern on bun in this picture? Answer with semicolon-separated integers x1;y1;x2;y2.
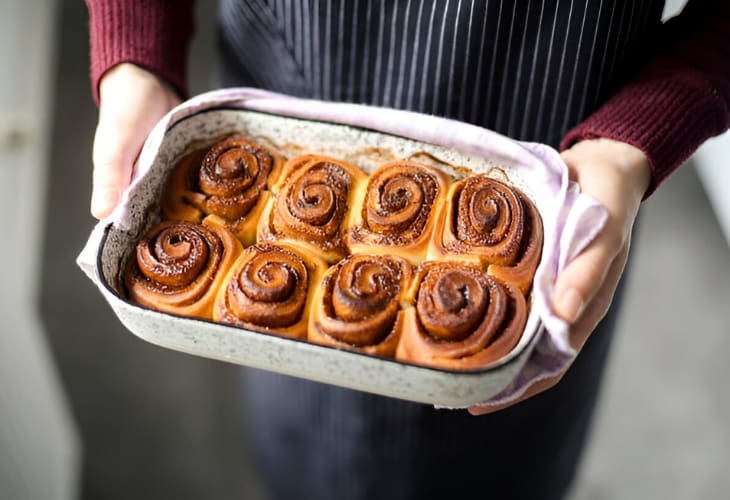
214;242;326;338
428;174;543;294
396;262;527;370
346;160;451;264
124;218;242;319
160;137;284;245
309;254;413;356
258;155;368;263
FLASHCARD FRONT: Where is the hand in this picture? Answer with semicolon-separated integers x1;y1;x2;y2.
469;138;651;415
91;63;181;219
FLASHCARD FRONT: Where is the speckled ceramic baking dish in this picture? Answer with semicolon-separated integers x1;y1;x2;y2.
94;108;544;407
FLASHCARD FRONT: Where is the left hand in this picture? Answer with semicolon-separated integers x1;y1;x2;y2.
469;138;651;415
91;63;182;219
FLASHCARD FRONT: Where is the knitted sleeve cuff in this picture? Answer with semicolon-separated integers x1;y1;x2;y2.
86;0;195;104
561;56;730;198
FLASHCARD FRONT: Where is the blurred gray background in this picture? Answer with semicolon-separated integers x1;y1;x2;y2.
7;0;730;499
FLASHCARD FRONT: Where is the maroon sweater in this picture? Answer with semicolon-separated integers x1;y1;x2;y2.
86;0;730;196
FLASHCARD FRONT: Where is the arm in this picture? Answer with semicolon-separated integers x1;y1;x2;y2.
562;0;730;197
473;0;730;414
85;0;194;218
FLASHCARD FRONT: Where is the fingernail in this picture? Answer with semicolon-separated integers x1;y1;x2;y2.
558;288;584;323
91;188;119;218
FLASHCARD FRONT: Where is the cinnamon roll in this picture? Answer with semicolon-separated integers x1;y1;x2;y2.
124;218;243;319
258;154;369;263
396;261;527;370
160;137;284;245
345;160;451;265
309;254;413;357
214;242;327;338
428;175;543;294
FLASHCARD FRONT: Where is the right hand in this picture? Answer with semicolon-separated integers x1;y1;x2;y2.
470;138;650;415
91;63;181;219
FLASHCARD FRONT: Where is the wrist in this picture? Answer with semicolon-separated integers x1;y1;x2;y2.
99;63;181;107
564;138;651;202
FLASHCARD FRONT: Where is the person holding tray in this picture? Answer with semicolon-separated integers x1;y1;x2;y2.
84;1;730;499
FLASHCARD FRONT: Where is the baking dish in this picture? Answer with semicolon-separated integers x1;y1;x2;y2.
93;108;546;407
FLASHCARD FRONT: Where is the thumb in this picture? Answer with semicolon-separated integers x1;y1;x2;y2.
90;118;141;219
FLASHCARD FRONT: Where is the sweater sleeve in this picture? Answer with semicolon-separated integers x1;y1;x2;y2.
86;0;195;104
561;0;730;197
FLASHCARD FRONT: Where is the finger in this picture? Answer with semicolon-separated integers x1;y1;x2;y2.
90;119;143;219
552;231;622;323
569;242;630;349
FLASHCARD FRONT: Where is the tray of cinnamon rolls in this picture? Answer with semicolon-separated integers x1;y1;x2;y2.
95;108;545;406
